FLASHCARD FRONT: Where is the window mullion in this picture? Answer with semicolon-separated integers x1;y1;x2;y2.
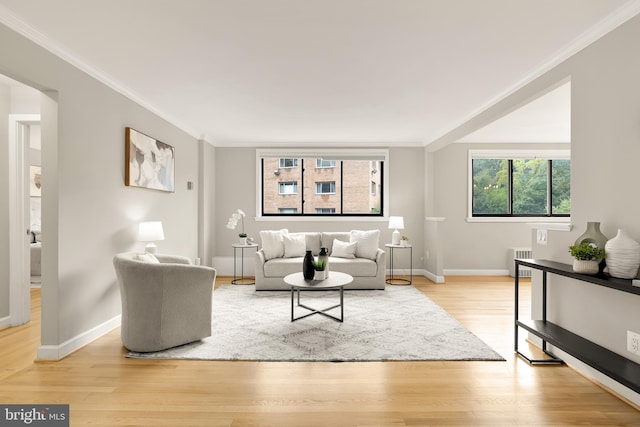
301;158;305;214
508;160;514;215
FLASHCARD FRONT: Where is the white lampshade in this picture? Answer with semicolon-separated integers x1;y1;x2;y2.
388;216;404;230
388;216;404;245
138;221;165;253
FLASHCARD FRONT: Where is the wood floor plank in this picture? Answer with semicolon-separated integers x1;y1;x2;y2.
0;277;638;426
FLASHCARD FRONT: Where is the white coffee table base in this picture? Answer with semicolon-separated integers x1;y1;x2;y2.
284;272;353;323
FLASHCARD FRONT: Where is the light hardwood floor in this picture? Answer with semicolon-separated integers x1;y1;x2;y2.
1;277;639;426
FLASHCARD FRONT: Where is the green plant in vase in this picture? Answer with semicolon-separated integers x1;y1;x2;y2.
568;242;605;275
313;259;327;280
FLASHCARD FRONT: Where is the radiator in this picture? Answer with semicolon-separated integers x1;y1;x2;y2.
508;248;532;278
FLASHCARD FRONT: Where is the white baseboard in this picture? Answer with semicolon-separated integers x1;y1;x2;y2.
443;269;510;276
37;314;121;360
0;315;10;329
424;269;445;283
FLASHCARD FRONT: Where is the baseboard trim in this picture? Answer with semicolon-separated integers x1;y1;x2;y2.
0;315;10;329
443;269;510;276
37;314;121;360
424;270;445;283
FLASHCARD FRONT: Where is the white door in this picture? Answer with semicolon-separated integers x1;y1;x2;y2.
9;114;40;326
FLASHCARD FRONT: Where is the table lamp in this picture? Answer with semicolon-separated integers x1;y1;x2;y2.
138;221;165;253
388;216;404;245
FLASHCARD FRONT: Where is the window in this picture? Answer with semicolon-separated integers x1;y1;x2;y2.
315;208;336;214
316;181;336;194
259;149;387;216
316;159;337;168
279;158;298;168
279;182;298;195
470;150;570;218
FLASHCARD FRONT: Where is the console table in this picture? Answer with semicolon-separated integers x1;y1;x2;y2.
514;258;640;394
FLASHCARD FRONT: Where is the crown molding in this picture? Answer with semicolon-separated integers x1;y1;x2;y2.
0;4;202;141
425;0;640;149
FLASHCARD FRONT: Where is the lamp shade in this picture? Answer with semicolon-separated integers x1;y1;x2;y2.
138;221;165;242
388;216;404;230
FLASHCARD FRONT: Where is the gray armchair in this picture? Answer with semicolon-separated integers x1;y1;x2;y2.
113;252;216;352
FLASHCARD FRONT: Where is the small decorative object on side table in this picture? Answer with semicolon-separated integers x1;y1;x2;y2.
385;243;412;285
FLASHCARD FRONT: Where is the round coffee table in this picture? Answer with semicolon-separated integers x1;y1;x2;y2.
283;271;353;322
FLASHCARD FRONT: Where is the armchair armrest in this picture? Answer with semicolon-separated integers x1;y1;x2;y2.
155;253;192;265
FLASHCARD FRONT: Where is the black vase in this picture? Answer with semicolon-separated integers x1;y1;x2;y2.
303;250;315;280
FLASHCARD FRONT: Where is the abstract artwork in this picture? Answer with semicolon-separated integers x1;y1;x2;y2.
30;165;41;197
125;127;175;192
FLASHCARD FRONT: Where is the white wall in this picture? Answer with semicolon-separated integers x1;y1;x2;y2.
0;23;201;357
209;147;425;275
430;142;568;274
435;13;640;405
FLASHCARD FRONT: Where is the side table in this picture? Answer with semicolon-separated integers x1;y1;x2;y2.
385;243;412;285
232;243;259;284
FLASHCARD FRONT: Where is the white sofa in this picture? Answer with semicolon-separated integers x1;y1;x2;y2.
254;231;386;290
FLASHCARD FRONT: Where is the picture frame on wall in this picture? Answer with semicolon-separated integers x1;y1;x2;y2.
30;165;41;197
125;127;175;192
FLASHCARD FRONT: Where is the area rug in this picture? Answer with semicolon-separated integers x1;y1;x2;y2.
127;285;504;362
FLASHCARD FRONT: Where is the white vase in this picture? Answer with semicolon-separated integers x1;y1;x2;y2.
605;229;640;279
239;237;247;245
314;270;327;280
572;259;599;275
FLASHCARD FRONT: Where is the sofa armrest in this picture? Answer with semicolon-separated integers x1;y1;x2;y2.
375;248;386;264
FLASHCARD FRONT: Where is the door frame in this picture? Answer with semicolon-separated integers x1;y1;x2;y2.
8;114;40;326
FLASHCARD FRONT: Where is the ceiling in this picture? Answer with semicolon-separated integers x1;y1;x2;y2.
0;0;638;147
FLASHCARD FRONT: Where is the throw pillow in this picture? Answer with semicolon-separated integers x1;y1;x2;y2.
350;229;380;260
136;253;160;263
260;229;288;260
283;234;306;258
331;239;357;259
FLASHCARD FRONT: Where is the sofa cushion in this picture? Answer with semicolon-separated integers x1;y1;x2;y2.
283;234;306;258
263;257;305;277
328;256;378;277
290;232;322;255
331;239;356;259
263;256;378;278
260;229;288;260
350;229;380;260
321;232;350;253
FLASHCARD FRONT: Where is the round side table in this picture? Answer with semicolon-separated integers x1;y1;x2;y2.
232;243;259;284
385;243;412;285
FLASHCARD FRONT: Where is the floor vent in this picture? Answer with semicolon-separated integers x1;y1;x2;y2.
508;248;532;278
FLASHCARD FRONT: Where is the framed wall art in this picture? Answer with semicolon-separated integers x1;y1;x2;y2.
125;127;175;192
30;165;42;197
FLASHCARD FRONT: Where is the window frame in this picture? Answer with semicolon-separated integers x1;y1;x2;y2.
315;158;337;168
468;149;571;221
257;149;389;220
315;181;336;195
279;158;298;168
278;181;298;195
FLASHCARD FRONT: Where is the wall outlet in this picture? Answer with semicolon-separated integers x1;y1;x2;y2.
627;331;640;356
536;229;548;245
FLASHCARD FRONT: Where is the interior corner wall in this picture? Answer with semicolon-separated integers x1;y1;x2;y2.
0;23;200;357
212;147;425;274
0;83;10;323
460;14;640;404
198;141;216;267
431;142;567;273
